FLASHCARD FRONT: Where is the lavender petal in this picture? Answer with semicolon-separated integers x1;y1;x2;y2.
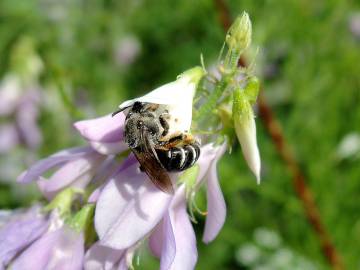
95;162;172;249
0;207;48;268
203;143;227;243
12;227;84;270
74;113;125;143
84;242;124;270
17;146;94;184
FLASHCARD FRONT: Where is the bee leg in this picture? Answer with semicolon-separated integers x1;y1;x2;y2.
182;133;197;144
159;114;170;136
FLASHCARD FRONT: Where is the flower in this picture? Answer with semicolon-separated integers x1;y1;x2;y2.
114;35;142;67
0;73;42;153
0;190;95;270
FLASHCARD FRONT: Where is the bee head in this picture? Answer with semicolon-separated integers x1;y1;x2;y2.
125;114;161;148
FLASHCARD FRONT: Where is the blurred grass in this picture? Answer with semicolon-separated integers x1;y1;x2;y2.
0;0;360;269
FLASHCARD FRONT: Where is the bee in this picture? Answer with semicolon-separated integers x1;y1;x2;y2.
113;101;200;193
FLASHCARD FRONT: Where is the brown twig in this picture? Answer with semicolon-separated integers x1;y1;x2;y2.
214;0;344;269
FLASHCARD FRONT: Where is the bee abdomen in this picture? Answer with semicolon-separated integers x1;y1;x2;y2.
156;143;200;172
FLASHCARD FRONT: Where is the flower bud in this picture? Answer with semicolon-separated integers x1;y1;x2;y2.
226;12;252;53
232;88;261;183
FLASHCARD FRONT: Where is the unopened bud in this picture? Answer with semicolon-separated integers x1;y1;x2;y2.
232;88;261;183
226;12;252;53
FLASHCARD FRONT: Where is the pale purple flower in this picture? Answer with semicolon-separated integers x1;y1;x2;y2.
0;74;42;153
349;13;360;40
114;35;141;67
0;205;48;268
12;67;230;269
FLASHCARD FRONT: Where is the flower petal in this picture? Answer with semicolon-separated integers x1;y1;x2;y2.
95;161;172;249
195;143;219;184
37;151;105;200
235;109;261;183
118;67;204;134
149;222;164;259
203;144;227;243
11;227;84;270
0;206;48;267
160;186;197;270
89;140;128;155
17;146;93;184
84;242;124;270
74;113;125;143
88;156;137;203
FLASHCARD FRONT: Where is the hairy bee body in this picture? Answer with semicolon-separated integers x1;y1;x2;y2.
116;101;200;193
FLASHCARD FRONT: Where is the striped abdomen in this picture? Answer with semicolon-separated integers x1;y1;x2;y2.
156;143;200;172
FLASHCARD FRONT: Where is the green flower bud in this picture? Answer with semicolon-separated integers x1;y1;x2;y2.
226;12;252;53
233;88;261;183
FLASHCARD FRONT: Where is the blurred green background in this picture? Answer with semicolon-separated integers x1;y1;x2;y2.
0;0;359;269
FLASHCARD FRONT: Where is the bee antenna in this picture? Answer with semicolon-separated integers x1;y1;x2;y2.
112;107;128;117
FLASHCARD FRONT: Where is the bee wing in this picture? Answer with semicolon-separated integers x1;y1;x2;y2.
132;129;174;194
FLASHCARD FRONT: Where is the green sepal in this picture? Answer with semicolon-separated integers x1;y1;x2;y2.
67;204;95;233
43;188;83;218
178;165;200;198
232;88;252;121
244;76;260;104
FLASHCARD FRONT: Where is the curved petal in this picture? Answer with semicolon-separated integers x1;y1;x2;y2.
74;113;125;143
88;155;137;203
95;162;172;249
11;227;84;270
235;109;261;183
195;144;219;185
17;146;93;184
89;140;128;155
203;144;227;243
0;207;48;267
160;186;197;270
84;242;124;270
149;222;164;259
37;151;105;200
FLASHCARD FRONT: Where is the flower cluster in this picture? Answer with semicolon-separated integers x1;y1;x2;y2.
0;12;261;270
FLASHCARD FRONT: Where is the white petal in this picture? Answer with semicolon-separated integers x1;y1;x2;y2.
235;112;261;183
118;67;204;134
